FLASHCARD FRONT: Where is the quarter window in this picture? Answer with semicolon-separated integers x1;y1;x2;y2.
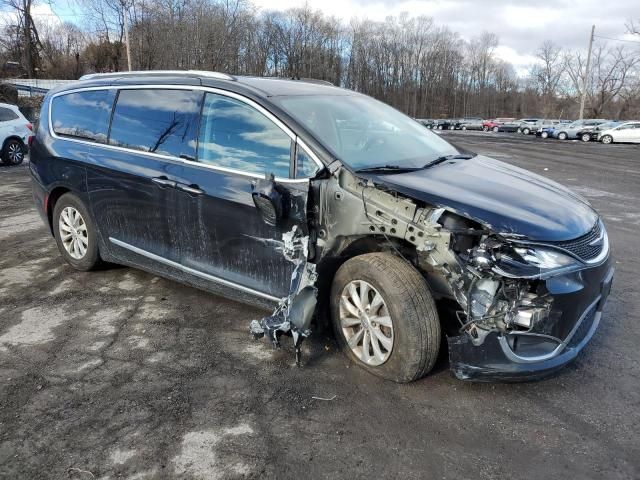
109;89;202;159
0;107;19;121
197;93;291;178
295;146;319;178
51;90;115;143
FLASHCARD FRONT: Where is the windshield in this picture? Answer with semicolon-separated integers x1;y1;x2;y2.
273;94;460;170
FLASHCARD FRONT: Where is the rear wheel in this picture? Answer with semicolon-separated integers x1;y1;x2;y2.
541;131;549;139
2;139;25;165
461;126;467;131
523;128;530;135
482;126;489;132
331;253;441;383
601;135;613;144
558;132;568;140
53;193;101;271
492;126;499;133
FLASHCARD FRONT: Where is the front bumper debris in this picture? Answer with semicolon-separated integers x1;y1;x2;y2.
449;264;614;381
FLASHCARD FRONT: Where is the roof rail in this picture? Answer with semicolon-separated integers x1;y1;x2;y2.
290;77;334;86
79;70;236;81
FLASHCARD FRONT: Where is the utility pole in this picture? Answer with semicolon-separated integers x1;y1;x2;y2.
579;25;595;120
122;1;132;71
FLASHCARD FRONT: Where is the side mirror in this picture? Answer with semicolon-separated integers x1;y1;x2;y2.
251;175;283;227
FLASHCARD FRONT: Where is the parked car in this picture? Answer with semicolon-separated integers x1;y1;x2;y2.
535;120;573;138
434;118;456;130
516;119;540;134
598;121;640;144
518;118;545;135
483;118;518;132
416;118;437;129
577;121;622;142
0;102;32;165
552;119;609;140
454;117;484;130
31;71;613;383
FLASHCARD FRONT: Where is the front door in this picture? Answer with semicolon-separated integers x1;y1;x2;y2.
175;91;315;298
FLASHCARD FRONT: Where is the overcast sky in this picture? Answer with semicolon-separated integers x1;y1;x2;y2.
4;0;639;75
252;0;639;73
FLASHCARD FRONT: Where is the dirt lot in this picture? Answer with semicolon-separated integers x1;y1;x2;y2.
1;132;639;479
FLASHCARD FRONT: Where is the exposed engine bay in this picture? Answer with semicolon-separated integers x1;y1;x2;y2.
250;164;612;381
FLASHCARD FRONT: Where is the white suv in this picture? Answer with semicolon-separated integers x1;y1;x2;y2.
1;103;32;165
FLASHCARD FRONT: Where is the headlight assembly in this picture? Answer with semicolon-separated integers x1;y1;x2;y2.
492;245;582;279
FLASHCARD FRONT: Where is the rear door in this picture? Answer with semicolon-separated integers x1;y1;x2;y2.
85;88;202;264
174;91;320;299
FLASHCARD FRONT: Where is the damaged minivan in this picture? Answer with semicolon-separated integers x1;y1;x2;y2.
30;71;613;383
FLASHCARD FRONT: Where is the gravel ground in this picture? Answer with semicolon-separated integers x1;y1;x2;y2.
0;132;639;479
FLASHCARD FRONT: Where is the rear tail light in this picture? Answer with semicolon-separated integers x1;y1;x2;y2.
26;123;33;131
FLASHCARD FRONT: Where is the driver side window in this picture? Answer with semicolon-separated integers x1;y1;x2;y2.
197;93;292;178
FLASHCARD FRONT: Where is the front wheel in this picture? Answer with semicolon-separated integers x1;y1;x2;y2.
581;133;591;142
53;193;101;271
2;139;25;165
492;126;499;133
330;253;441;383
482;126;489;132
601;135;613;144
541;131;549;139
523;128;530;135
461;126;467;131
558;132;568;140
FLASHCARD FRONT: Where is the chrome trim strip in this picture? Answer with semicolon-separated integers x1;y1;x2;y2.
109;237;281;302
514;219;610;267
498;294;601;363
48;84;324;183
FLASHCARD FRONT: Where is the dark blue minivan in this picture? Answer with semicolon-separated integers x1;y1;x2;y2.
31;71;613;383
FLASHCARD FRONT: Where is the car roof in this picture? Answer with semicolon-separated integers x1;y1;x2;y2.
64;70;352;98
0;102;20;111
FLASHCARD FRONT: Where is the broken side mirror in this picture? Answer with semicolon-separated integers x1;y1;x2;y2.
251;174;283;227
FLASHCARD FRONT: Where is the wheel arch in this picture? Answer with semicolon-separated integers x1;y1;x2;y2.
2;135;26;152
46;186;72;235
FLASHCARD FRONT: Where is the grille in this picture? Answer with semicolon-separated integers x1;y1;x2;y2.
548;221;604;262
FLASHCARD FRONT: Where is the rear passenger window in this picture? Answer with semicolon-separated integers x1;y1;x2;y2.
197;93;291;178
0;107;19;121
51;90;115;142
109;89;202;159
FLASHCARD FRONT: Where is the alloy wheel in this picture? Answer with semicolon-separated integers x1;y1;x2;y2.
339;280;394;366
59;206;88;259
6;141;24;165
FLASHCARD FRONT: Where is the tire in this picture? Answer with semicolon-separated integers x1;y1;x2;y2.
523;128;530;135
558;132;568;140
581;133;591;142
492;126;499;133
482;126;488;132
437;125;442;130
461;126;467;131
2;138;25;165
52;193;101;271
517;128;522;133
601;135;613;144
541;131;549;139
330;253;441;383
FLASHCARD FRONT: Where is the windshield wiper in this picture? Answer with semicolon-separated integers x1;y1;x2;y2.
423;153;475;169
355;165;421;174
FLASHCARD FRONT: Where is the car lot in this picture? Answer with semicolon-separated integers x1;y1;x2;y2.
0;132;639;479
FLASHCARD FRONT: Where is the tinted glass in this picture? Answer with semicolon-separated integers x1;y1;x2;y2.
197;93;291;177
109;89;201;158
273;94;459;170
295;146;319;178
0;107;19;121
51;90;115;142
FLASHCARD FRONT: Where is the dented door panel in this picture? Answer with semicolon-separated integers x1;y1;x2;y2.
174;163;309;298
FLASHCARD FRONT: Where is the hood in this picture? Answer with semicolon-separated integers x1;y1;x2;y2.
368;155;597;241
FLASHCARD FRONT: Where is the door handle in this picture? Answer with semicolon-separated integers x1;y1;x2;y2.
152;176;177;188
176;183;204;195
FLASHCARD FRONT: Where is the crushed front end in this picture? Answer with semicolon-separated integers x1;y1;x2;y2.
443;219;614;381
